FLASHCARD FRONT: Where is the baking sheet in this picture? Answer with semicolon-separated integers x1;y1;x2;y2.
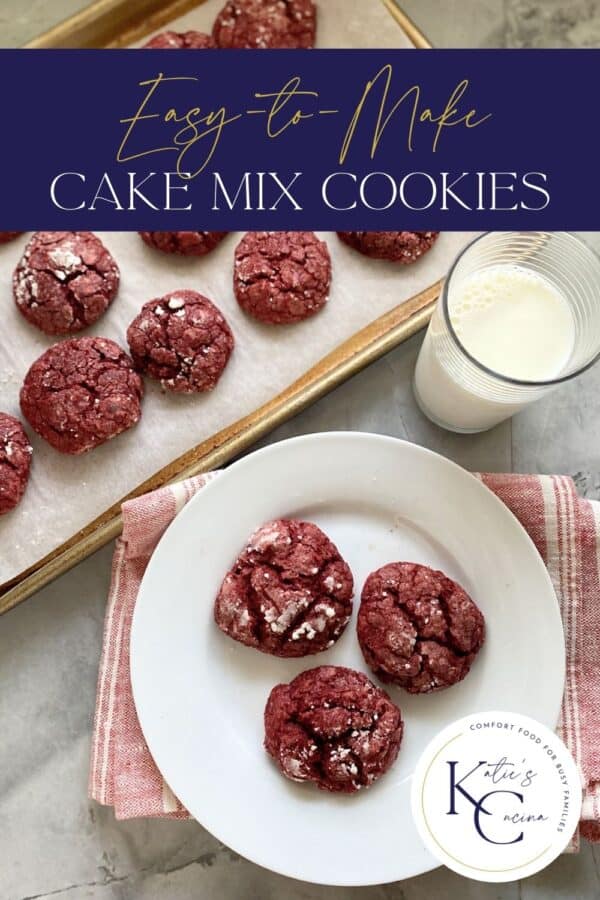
0;0;474;583
131;0;427;49
0;230;473;581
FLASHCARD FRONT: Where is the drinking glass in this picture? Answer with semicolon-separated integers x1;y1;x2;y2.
413;232;600;432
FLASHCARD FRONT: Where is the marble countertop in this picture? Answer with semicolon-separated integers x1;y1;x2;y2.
2;2;600;898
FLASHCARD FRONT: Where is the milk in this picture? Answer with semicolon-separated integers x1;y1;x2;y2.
414;264;576;432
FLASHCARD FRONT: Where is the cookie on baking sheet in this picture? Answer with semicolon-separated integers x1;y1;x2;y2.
142;30;216;48
357;562;485;694
337;231;439;264
0;232;23;244
0;413;32;515
214;519;353;657
13;232;119;336
127;290;234;394
264;665;403;793
20;337;143;455
139;231;228;257
213;0;316;48
234;231;331;324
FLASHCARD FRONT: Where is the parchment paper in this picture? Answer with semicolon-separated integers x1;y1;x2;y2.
0;0;476;581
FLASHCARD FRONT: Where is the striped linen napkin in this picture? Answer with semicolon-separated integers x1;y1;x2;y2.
88;472;600;847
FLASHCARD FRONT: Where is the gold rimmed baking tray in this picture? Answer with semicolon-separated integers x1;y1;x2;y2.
3;1;432;615
25;0;431;49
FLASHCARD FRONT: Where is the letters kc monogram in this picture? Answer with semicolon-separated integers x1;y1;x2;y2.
446;761;524;845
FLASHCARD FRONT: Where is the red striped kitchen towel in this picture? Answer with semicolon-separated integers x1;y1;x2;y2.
88;472;600;846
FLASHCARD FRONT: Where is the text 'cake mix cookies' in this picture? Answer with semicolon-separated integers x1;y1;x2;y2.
142;30;216;48
264;666;403;793
357;562;485;694
20;337;143;455
214;519;353;657
213;0;316;48
337;231;439;264
0;413;32;515
127;291;234;394
13;232;120;336
139;231;228;257
234;231;331;324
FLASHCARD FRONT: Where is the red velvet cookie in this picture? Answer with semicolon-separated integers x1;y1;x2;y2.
20;337;143;455
337;231;439;264
127;290;234;393
143;30;216;48
13;232;119;336
358;562;485;694
234;231;330;324
264;666;403;793
0;232;23;244
213;0;316;48
139;231;227;257
0;413;32;515
214;519;353;657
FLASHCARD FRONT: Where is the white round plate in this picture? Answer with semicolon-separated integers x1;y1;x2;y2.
131;432;565;886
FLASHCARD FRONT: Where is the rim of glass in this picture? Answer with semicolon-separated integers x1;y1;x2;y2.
442;231;600;388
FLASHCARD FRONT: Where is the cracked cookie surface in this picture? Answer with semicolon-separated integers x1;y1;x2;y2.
13;232;119;335
358;562;485;694
20;337;143;455
214;519;353;657
0;413;32;515
213;0;316;48
127;290;234;393
139;231;227;257
337;231;439;264
234;231;330;324
143;30;216;48
264;665;403;793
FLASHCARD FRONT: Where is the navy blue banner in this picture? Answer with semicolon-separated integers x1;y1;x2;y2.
1;48;598;230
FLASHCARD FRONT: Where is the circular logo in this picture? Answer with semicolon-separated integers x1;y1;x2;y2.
411;711;582;882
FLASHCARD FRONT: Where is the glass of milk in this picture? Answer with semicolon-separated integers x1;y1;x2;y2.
413;232;600;432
